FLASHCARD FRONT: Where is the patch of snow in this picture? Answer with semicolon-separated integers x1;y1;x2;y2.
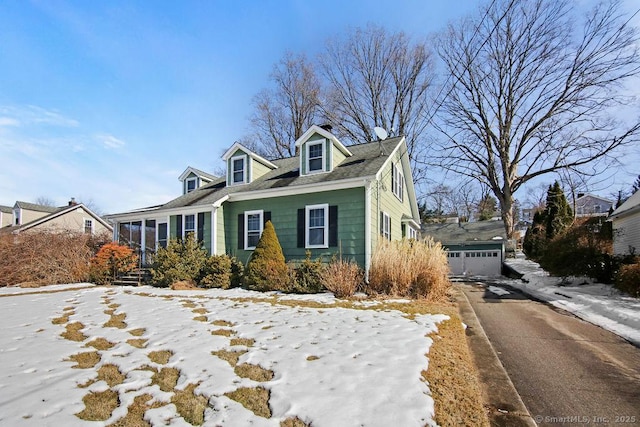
502;258;640;347
0;285;448;426
0;283;95;296
487;286;511;296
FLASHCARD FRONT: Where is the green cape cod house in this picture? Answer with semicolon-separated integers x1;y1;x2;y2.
106;125;420;277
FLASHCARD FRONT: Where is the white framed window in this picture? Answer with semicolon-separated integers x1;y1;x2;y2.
392;163;404;202
231;155;247;185
306;204;329;248
245;210;263;250
83;219;93;234
382;212;391;240
184;214;196;238
306;140;325;173
186;177;197;193
408;226;418;240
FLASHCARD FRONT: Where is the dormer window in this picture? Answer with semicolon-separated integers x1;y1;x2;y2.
232;155;246;185
307;140;325;173
186;178;197;193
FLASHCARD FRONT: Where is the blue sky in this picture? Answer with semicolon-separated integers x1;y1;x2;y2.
1;0;638;214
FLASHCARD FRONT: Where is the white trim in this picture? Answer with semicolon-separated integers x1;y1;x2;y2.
244;210;263;250
17;204;113;233
83;217;94;234
185;177;198;193
305;204;329;249
306;139;326;174
294;125;352;157
392;162;404;202
229;154;248;186
364;179;372;280
222;142;277;169
230;176;373;201
382;212;391;240
183;213;196;238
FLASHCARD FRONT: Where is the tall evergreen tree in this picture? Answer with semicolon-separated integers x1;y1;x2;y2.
545;181;573;240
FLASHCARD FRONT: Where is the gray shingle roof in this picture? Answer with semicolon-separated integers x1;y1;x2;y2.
0;205;12;214
14;201;60;213
422;221;507;243
159;137;404;210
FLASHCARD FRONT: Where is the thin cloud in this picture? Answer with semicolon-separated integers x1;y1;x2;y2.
96;133;126;149
0;105;79;128
0;117;20;127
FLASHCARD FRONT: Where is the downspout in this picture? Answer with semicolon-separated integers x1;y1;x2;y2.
364;179;373;281
211;207;217;255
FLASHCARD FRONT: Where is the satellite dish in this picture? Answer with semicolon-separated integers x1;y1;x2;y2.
373;127;388;141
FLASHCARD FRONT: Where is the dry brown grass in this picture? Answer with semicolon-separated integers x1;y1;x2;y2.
85;337;116;351
126;338;148;349
97;364;126;387
225;387;271;418
321;258;363;297
108;393;165;427
62;322;88;342
171;280;198;290
212;319;234;327
212;349;247;366
211;329;234;337
51;314;70;325
0;231;96;287
128;328;146;336
148;350;173;365
192;307;207;314
306;355;319;361
422;307;489;427
67;351;101;369
75;389;119;421
152;367;180;392
193;315;208;322
367;238;450;300
181;300;197;308
230;337;254;347
234;364;274;382
172;383;208;425
104;312;127;329
281;417;310;427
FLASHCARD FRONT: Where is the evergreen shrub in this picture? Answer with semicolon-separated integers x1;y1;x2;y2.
244;221;288;291
151;235;208;288
288;251;326;293
199;255;232;289
615;260;640;297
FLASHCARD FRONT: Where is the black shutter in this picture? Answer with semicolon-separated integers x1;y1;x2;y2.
197;212;205;242
237;214;244;249
380;212;384;235
176;215;183;240
297;209;305;248
391;163;395;194
264;211;271;226
329;205;338;247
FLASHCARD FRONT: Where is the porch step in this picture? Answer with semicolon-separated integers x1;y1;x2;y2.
112;268;152;286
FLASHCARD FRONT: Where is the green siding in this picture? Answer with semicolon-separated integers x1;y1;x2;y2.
223;187;366;266
169;215;177;239
227;150;248;184
202;211;212;253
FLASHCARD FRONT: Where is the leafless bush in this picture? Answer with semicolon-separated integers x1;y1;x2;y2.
0;231;94;287
367;238;450;301
322;258;363;298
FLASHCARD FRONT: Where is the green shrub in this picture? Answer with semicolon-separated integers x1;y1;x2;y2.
322;257;363;298
244;221;288;291
615;261;640;297
538;217;615;282
199;255;232;289
288;252;326;293
367;238;450;301
229;256;245;288
151;236;208;288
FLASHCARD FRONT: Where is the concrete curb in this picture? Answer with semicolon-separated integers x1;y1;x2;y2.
455;284;537;427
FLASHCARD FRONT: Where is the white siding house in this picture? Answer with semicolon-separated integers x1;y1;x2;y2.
610;191;640;256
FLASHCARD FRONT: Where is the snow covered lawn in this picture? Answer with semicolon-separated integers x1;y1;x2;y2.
0;285;448;426
497;258;640;347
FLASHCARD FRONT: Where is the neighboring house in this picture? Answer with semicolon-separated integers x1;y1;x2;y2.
0;199;112;236
422;221;507;276
575;193;614;217
610;190;640;256
106;125;421;277
0;205;13;228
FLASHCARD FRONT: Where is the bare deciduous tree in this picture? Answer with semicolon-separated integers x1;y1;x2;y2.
319;24;435;179
35;196;56;207
248;52;321;159
433;0;640;237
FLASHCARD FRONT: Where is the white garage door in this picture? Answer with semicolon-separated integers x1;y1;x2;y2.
447;250;502;276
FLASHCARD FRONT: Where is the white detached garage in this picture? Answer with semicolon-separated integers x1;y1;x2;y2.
422;220;507;276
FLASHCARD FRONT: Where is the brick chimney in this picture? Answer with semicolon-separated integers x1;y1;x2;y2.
68;197;77;206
